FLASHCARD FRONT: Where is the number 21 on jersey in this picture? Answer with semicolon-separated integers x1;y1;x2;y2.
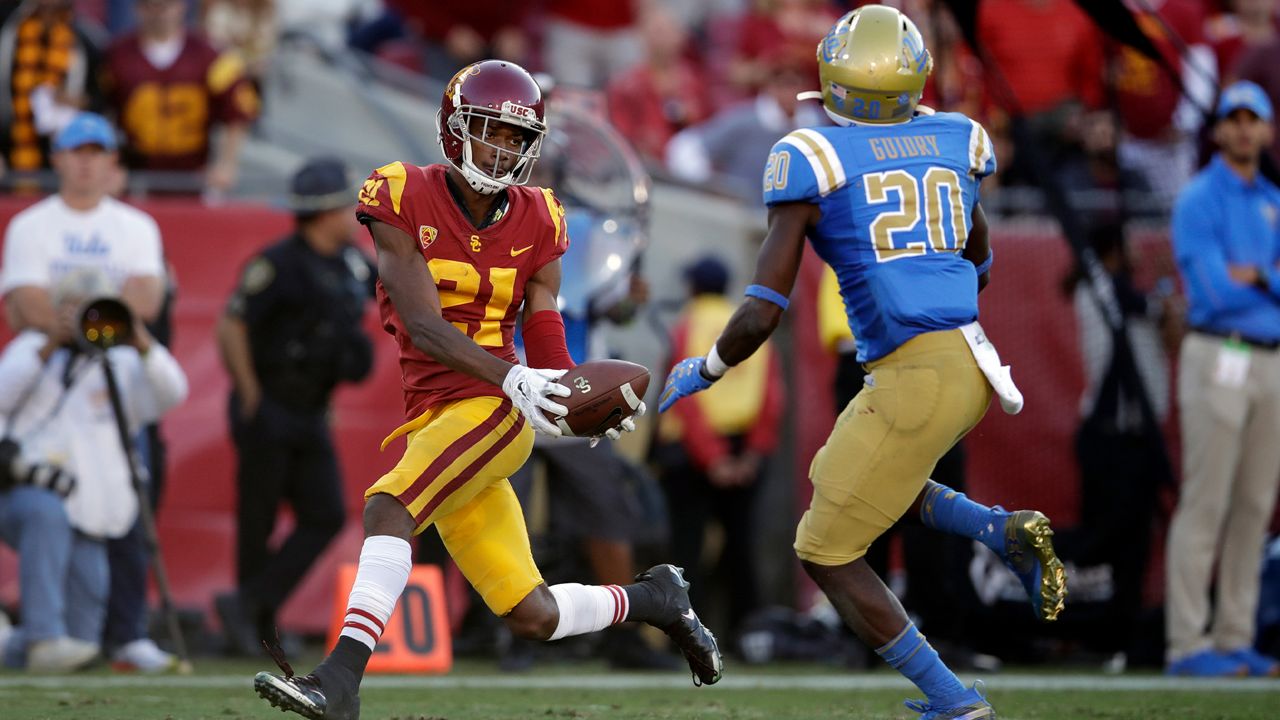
427;258;516;347
864;167;968;263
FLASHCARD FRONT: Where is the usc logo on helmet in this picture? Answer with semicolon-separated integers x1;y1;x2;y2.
437;60;548;195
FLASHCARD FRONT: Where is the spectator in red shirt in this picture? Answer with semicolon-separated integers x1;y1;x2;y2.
388;0;530;82
543;0;642;89
103;0;258;195
978;0;1104;114
728;0;838;98
1207;0;1278;79
605;6;708;165
977;0;1105;186
1112;0;1217;206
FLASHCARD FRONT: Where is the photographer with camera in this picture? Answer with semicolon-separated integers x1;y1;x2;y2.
1;111;176;672
0;268;187;671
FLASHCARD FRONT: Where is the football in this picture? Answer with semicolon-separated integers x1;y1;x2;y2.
543;359;650;437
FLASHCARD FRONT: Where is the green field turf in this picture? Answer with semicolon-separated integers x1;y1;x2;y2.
2;660;1278;719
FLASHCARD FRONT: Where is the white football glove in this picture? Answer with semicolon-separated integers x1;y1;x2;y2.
589;401;647;448
503;365;571;437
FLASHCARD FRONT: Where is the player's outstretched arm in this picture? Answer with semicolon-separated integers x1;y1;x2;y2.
963;203;991;293
716;201;814;363
371;220;518;386
660;201;815;412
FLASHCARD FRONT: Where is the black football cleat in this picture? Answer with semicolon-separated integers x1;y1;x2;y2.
255;639;360;720
635;564;724;686
254;670;360;720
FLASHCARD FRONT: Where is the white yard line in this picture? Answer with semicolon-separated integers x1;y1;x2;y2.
0;674;1277;693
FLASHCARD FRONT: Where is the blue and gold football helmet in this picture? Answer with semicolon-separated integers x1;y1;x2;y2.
816;5;933;125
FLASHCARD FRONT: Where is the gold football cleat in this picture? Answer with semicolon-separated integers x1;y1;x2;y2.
1002;510;1067;622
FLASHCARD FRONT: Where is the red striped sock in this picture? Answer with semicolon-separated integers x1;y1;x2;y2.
340;607;387;649
603;584;630;624
547;583;629;641
337;536;412;651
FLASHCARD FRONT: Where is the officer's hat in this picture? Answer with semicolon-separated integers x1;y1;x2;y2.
683;256;730;296
289;156;354;214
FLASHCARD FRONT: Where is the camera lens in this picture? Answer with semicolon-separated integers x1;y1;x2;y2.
79;298;133;351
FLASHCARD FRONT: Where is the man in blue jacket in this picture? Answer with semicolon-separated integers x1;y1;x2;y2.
1167;80;1280;677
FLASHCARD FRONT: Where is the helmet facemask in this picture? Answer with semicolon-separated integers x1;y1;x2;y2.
441;104;546;195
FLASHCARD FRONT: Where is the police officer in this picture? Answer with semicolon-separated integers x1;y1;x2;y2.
214;157;376;655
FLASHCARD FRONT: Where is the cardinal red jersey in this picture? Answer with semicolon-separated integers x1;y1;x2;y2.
1112;0;1205;140
357;162;569;419
103;32;259;172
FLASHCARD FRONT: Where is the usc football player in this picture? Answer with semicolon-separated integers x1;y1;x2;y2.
253;60;721;720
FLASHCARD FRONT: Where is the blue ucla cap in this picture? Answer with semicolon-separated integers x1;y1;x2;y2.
53;112;118;151
1216;81;1274;122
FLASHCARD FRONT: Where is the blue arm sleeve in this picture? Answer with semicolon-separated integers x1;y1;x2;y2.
1172;190;1268;314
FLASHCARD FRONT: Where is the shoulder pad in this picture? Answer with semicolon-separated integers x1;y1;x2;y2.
764;129;846;205
359;161;410;215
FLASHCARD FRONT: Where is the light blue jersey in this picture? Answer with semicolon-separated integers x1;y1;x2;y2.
762;111;996;362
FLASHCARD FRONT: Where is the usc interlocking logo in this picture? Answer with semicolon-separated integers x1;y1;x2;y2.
419;226;437;249
470;235;483;253
574;376;592;393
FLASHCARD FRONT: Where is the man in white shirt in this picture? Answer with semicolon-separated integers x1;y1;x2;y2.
0;268;187;672
0;112;171;671
1;112;164;330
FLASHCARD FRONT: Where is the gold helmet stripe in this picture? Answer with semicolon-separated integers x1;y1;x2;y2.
780;129;846;196
966;119;993;177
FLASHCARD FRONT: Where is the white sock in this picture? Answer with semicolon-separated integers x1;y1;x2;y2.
338;535;413;651
547;583;629;641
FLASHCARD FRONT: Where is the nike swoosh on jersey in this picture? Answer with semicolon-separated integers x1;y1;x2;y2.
510;245;535;257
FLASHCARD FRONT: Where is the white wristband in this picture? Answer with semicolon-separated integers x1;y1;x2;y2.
705;344;731;378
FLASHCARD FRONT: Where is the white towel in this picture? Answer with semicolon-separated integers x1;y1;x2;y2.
959;322;1024;415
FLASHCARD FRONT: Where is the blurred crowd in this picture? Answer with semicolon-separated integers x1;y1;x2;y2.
2;0;1278;209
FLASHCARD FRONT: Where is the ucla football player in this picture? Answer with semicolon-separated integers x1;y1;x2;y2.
660;7;1067;718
